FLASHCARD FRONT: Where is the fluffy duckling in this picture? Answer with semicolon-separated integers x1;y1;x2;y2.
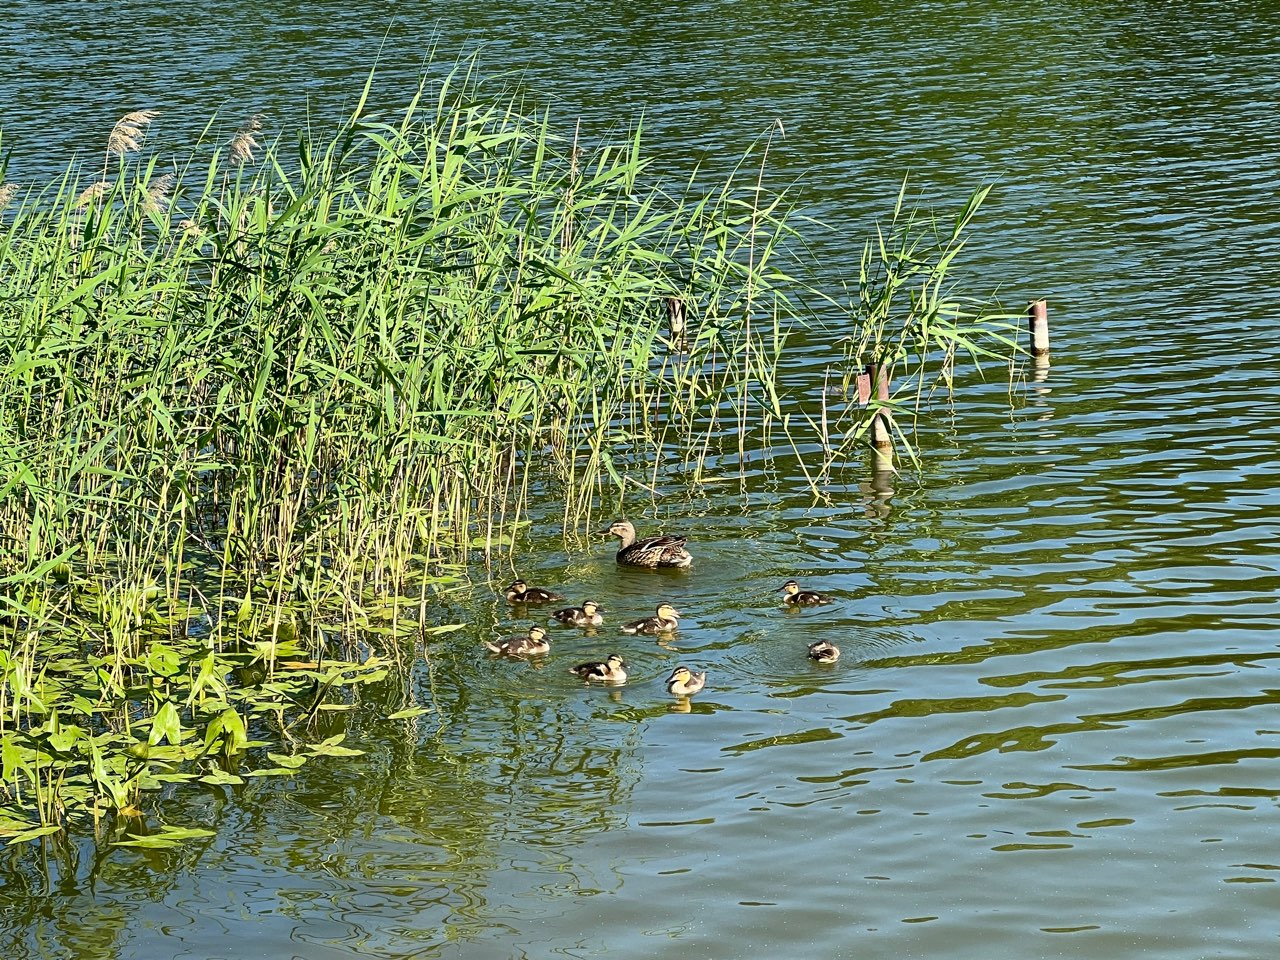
552;600;604;627
665;665;706;697
600;520;692;568
780;579;834;606
621;602;681;635
807;640;841;663
484;625;551;657
570;654;628;685
505;579;566;604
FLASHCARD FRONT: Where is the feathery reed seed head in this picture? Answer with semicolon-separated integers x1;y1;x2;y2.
229;114;264;166
107;109;159;156
76;180;111;207
143;174;175;214
0;182;17;210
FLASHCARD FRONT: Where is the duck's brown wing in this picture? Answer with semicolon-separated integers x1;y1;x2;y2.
634;534;687;551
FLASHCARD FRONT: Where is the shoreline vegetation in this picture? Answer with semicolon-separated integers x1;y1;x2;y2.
0;64;1014;846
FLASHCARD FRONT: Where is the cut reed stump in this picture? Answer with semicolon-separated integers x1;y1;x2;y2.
863;362;893;468
1028;299;1050;368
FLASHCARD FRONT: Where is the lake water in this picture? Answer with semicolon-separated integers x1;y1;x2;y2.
5;2;1280;958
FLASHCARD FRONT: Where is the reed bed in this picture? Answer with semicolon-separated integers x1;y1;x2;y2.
0;65;1013;844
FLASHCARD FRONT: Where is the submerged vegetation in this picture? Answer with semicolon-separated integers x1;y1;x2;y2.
0;63;1013;844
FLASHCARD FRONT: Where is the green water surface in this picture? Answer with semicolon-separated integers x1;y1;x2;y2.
4;2;1280;958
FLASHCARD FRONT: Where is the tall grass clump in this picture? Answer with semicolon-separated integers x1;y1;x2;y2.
0;65;810;841
783;180;1021;489
0;69;801;615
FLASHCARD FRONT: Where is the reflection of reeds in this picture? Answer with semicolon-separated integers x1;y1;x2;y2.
228;114;263;166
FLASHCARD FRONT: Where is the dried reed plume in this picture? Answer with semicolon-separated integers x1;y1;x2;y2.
0;182;18;210
228;114;264;166
107;110;159;157
143;174;175;214
76;181;111;208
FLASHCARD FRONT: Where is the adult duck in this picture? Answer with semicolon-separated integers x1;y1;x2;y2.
600;520;692;568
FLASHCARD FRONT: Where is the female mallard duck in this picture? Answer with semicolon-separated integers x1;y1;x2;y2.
600;520;692;568
807;640;841;663
484;625;551;657
621;602;680;635
505;579;566;603
552;600;604;627
665;665;706;696
570;654;628;684
780;579;834;606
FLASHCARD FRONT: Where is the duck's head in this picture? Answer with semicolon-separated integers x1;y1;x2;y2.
667;665;694;684
606;654;626;668
507;579;528;595
599;519;635;539
656;602;680;619
582;601;602;615
779;580;801;596
528;625;548;641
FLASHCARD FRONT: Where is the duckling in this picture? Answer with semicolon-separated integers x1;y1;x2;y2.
780;579;834;606
599;520;692;568
665;665;706;697
807;640;841;663
505;579;566;604
570;654;628;684
621;602;681;635
484;625;551;657
552;600;604;627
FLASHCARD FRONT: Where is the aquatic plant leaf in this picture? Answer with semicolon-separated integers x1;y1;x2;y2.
265;752;307;769
199;769;244;786
5;824;63;845
307;734;364;757
387;706;431;719
112;826;216;848
149;701;183;746
204;708;248;756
